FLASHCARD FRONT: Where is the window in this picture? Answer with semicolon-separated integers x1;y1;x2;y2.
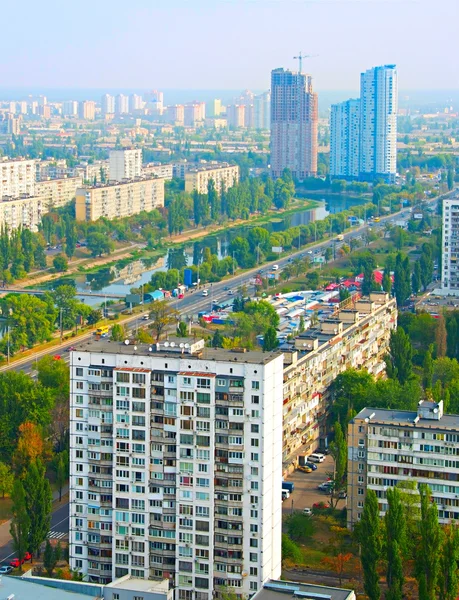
76;382;83;390
76;368;83;376
197;378;211;389
217;378;225;386
182;377;192;386
251;395;259;404
250;552;258;562
75;395;84;404
251;424;259;433
250;538;258;547
251;439;259;447
358;488;364;495
251;453;259;461
117;372;130;383
252;381;260;390
197;393;210;404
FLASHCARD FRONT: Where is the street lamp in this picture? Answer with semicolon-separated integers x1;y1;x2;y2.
0;308;13;364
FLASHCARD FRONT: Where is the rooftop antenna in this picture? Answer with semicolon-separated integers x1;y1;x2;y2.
293;52;318;73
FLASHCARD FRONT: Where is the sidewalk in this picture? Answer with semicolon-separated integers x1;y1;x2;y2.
0;484;69;548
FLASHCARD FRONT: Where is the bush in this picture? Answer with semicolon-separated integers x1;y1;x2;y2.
285;511;315;542
282;533;303;564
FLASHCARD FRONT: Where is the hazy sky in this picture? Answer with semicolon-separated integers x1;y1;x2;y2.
2;0;458;91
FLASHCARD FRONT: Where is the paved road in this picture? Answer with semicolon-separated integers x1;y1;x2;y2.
282;455;346;514
0;501;69;564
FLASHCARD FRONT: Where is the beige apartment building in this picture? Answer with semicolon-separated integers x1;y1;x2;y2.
281;292;396;466
0;195;48;231
35;177;83;208
75;177;165;222
184;163;239;195
347;400;459;529
0;158;35;198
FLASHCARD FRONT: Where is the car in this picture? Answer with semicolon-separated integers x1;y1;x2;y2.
313;501;330;510
9;558;24;568
297;465;312;473
23;552;32;562
303;508;312;516
318;482;334;492
338;490;347;499
202;290;208;297
227;290;234;295
0;565;13;574
281;489;290;500
305;461;317;471
272;264;279;271
223;286;230;291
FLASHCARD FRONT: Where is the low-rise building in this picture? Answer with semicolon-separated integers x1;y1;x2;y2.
35;176;83;208
142;162;173;180
75;176;165;222
347;400;459;528
253;579;356;600
184;163;239;195
281;292;396;465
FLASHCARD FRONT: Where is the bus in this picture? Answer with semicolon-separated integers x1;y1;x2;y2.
96;325;110;336
373;217;381;222
336;234;344;241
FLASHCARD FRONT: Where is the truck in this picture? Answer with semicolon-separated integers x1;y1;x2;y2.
336;234;344;241
282;481;294;493
95;325;110;336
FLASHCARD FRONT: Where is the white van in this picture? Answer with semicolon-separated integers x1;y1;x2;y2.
281;489;290;500
272;264;279;271
202;290;208;297
309;453;325;463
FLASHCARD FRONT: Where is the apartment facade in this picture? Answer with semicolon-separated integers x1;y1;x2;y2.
270;68;318;179
281;292;396;464
63;101;79;117
184;164;239;196
165;105;185;126
116;94;130;115
79;101;96;120
68;339;284;598
75;177;165;222
184;103;206;127
226;105;245;129
440;195;459;295
254;92;271;131
347;400;459;528
330;99;360;180
109;149;142;182
102;94;115;116
35;176;83;208
359;65;398;183
0;158;36;198
142;163;174;181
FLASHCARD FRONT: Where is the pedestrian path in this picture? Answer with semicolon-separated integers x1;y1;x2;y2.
47;530;67;540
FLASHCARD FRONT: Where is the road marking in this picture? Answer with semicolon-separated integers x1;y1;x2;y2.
52;516;69;529
47;531;67;539
0;551;15;562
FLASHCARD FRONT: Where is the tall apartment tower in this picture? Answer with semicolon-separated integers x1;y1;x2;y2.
115;94;129;115
441;195;459;295
129;94;143;113
63;101;79;117
79;101;96;120
68;338;284;597
227;105;246;129
109;149;142;181
330;99;361;180
359;65;398;183
254;92;271;130
270;68;318;180
101;94;115;116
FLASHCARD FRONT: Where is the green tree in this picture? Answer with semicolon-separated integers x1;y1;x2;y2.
176;321;187;337
385;487;406;600
43;539;57;577
281;533;303;563
329;422;347;504
111;323;126;342
324;247;333;263
55;452;66;502
87;232;114;257
64;215;77;258
10;479;30;571
423;348;433;389
362;263;376;296
412;261;422;295
438;524;459;600
0;461;14;498
447;168;455;191
394;253;411;306
382;269;392;294
284;512;315;542
53;254;68;272
435;314;447;358
149;300;178;341
416;484;441;600
212;329;223;348
385;328;413;385
263;326;279;351
356;489;382;600
23;459;52;557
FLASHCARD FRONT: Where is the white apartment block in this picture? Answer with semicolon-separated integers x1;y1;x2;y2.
184;164;239;196
102;94;116;116
142;163;174;181
110;149;142;182
330;99;360;180
359;65;398;183
347;400;459;528
0;158;35;198
35;177;83;208
69;338;283;598
441;195;459;295
254;92;271;131
75;177;165;222
116;94;130;115
226;105;245;129
63;101;79;117
282;292;396;464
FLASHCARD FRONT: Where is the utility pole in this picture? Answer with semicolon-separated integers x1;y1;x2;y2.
232;251;236;277
60;307;64;343
7;324;10;365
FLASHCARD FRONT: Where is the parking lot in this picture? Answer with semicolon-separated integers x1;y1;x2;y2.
282;454;346;515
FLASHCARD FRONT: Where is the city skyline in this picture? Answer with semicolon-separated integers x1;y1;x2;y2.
1;0;457;91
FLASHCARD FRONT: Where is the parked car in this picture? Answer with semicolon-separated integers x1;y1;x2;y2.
297;465;312;473
309;453;325;463
338;490;347;499
281;489;290;501
318;481;334;492
0;565;13;574
303;508;312;516
9;558;24;568
304;461;317;471
23;552;32;562
313;501;330;510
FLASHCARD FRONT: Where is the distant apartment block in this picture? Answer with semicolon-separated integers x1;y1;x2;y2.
207;99;222;118
165;105;185;126
129;94;143;113
184;163;239;195
0;158;36;198
254;92;271;130
101;94;115;116
79;101;96;120
109;149;142;182
227;105;245;129
62;101;79;117
115;94;129;115
281;292;396;463
330;99;361;180
347;400;459;528
440;195;459;295
270;68;318;179
184;102;206;127
35;177;83;208
75;177;165;222
142;163;173;180
4;114;21;135
68;338;283;594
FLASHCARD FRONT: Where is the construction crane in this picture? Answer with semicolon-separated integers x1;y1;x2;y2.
293;52;318;73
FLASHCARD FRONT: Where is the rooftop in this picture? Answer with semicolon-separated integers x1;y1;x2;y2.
354;402;459;430
0;576;97;600
253;579;355;600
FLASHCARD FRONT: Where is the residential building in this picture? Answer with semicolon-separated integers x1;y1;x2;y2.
0;194;49;231
270;68;318;179
79;101;96;120
5;113;21;135
68;338;284;597
281;292;396;464
75;176;165;221
102;94;115;116
0;158;36;198
62;100;78;117
39;104;51;119
116;94;130;115
35;176;83;208
8;101;16;114
440;195;459;295
359;64;398;183
253;579;356;600
226;105;245;129
109;149;142;182
254;92;271;130
184;102;205;126
207;99;222;118
142;162;174;180
129;94;143;113
146;90;164;114
18;101;28;115
74;160;110;184
184;163;239;195
347;400;459;528
165;105;184;126
330;99;361;180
